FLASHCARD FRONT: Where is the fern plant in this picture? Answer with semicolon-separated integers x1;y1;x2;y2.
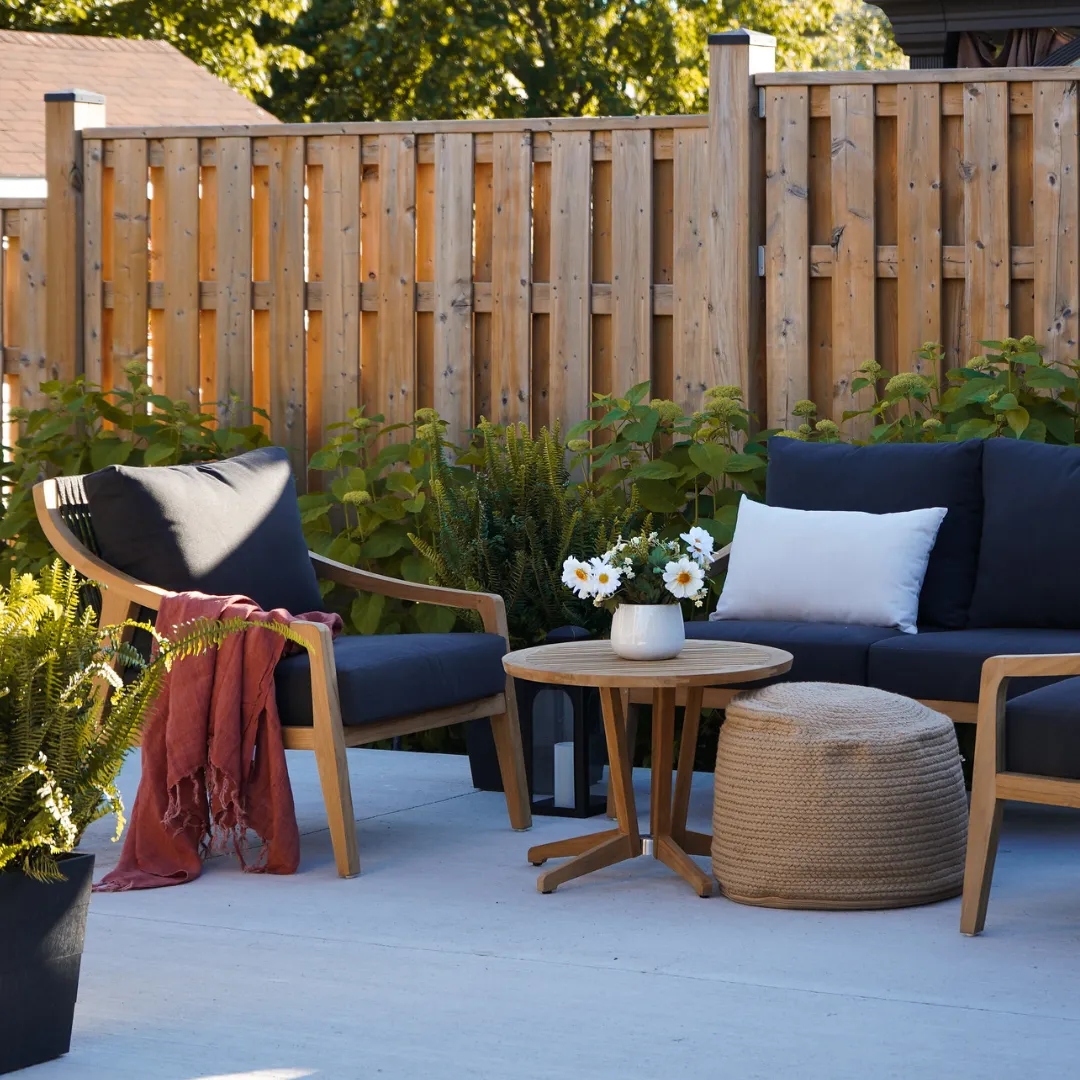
0;561;287;881
411;420;633;648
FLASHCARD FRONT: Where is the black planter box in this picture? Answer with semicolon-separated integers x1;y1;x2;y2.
0;851;95;1075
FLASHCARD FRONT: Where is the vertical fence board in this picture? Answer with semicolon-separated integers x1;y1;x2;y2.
215;138;253;424
473;158;494;424
16;211;47;408
433;133;474;443
591;157;613;402
549;132;592;435
491;132;532;424
83;139;104;387
360;141;380;420
830;86;875;425
415;157;435;412
306;159;324;464
1034;81;1079;365
673;129;709;412
268;136;306;477
161;138;200;407
612;130;652;396
652;153;675;402
897;85;942;374
199;149;217;411
765;87;809;430
321;135;362;438
112;139;149;371
531;158;552;430
376;134;417;428
964;83;1010;356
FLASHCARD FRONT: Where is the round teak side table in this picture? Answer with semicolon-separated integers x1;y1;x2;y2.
502;639;793;896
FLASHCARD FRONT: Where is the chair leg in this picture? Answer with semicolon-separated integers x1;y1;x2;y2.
491;681;532;831
298;621;360;878
960;665;1008;936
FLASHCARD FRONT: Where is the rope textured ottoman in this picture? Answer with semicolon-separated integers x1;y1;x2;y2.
712;682;968;909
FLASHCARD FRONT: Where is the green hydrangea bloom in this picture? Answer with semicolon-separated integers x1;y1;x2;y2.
815;419;839;436
797;423;813;435
966;355;991;371
858;359;883;377
885;372;929;397
649;398;683;424
774;429;805;440
414;407;441;424
704;385;742;402
341;489;372;506
566;438;591;452
792;399;817;418
922;417;943;432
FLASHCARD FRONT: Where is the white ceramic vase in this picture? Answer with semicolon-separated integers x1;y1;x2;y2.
609;603;685;661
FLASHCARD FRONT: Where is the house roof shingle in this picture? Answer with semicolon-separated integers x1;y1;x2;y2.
0;30;278;178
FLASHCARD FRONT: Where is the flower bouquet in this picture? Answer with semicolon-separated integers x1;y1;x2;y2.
561;528;713;660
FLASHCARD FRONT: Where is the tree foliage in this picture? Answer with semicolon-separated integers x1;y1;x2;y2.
0;0;306;99
264;0;904;122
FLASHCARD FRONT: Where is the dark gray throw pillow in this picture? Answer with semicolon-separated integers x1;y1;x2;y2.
83;446;324;615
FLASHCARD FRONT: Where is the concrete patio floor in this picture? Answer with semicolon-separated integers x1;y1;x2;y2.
26;748;1080;1080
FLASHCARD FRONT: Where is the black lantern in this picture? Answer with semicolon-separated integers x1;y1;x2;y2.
465;626;611;817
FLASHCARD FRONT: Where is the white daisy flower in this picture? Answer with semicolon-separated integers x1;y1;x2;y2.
663;557;705;599
680;526;715;566
588;560;622;598
562;557;594;598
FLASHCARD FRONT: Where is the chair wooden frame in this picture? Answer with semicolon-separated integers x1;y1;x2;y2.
960;653;1080;936
33;478;531;880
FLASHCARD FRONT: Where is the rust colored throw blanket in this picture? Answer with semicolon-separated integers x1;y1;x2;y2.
95;593;341;891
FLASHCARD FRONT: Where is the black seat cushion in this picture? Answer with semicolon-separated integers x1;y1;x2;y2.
84;446;323;616
686;619;904;685
275;632;508;727
968;440;1080;628
765;438;984;629
867;629;1080;702
1005;677;1080;779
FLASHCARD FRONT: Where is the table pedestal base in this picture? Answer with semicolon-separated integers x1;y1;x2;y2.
528;685;714;897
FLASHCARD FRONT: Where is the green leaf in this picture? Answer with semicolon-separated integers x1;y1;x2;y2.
1005;407;1030;437
687;442;729;479
566;419;599;440
309;448;340;470
412;603;458;634
402;492;426;513
371;496;407;520
628;459;681;480
327;534;361;565
89;436;133;470
850;377;871;394
1023;366;1076;390
385;471;418;494
400;553;432;583
625;380;652;406
360;525;410;558
634;479;686;514
350;591;386;635
621;408;660;444
142;441;177;466
1020;417;1047;442
722;453;765;474
955;418;996;440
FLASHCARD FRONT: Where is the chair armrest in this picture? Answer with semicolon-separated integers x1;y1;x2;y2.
33;480;167;612
980;653;1080;697
310;551;509;638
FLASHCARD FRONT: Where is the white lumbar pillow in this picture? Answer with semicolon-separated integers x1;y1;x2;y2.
711;497;947;634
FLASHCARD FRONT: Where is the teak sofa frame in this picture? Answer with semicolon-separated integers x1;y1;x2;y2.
34;478;531;880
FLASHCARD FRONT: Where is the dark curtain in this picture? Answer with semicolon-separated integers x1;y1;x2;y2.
956;28;1072;67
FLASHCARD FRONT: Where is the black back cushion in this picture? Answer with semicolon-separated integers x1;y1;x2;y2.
84;447;324;615
766;438;984;629
967;440;1080;628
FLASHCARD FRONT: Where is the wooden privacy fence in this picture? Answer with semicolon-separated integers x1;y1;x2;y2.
6;32;1080;486
763;68;1080;430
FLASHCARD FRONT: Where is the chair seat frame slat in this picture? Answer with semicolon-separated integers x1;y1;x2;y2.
32;477;531;879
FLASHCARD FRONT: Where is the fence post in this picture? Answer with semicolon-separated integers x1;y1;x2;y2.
45;90;106;384
707;30;775;414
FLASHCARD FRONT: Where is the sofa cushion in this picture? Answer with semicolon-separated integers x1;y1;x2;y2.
686;620;904;685
85;446;323;616
1005;678;1080;779
275;632;508;727
968;440;1080;628
867;629;1080;702
766;438;984;629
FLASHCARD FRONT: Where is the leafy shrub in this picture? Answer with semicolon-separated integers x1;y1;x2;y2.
0;562;264;880
412;419;632;649
299;407;465;637
840;338;1080;445
0;364;269;575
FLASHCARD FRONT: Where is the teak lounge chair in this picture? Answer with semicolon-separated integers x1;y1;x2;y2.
34;449;531;879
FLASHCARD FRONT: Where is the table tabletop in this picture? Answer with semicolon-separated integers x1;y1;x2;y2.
502;638;793;689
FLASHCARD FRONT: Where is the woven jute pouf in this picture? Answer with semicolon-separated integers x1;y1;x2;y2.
712;682;968;910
